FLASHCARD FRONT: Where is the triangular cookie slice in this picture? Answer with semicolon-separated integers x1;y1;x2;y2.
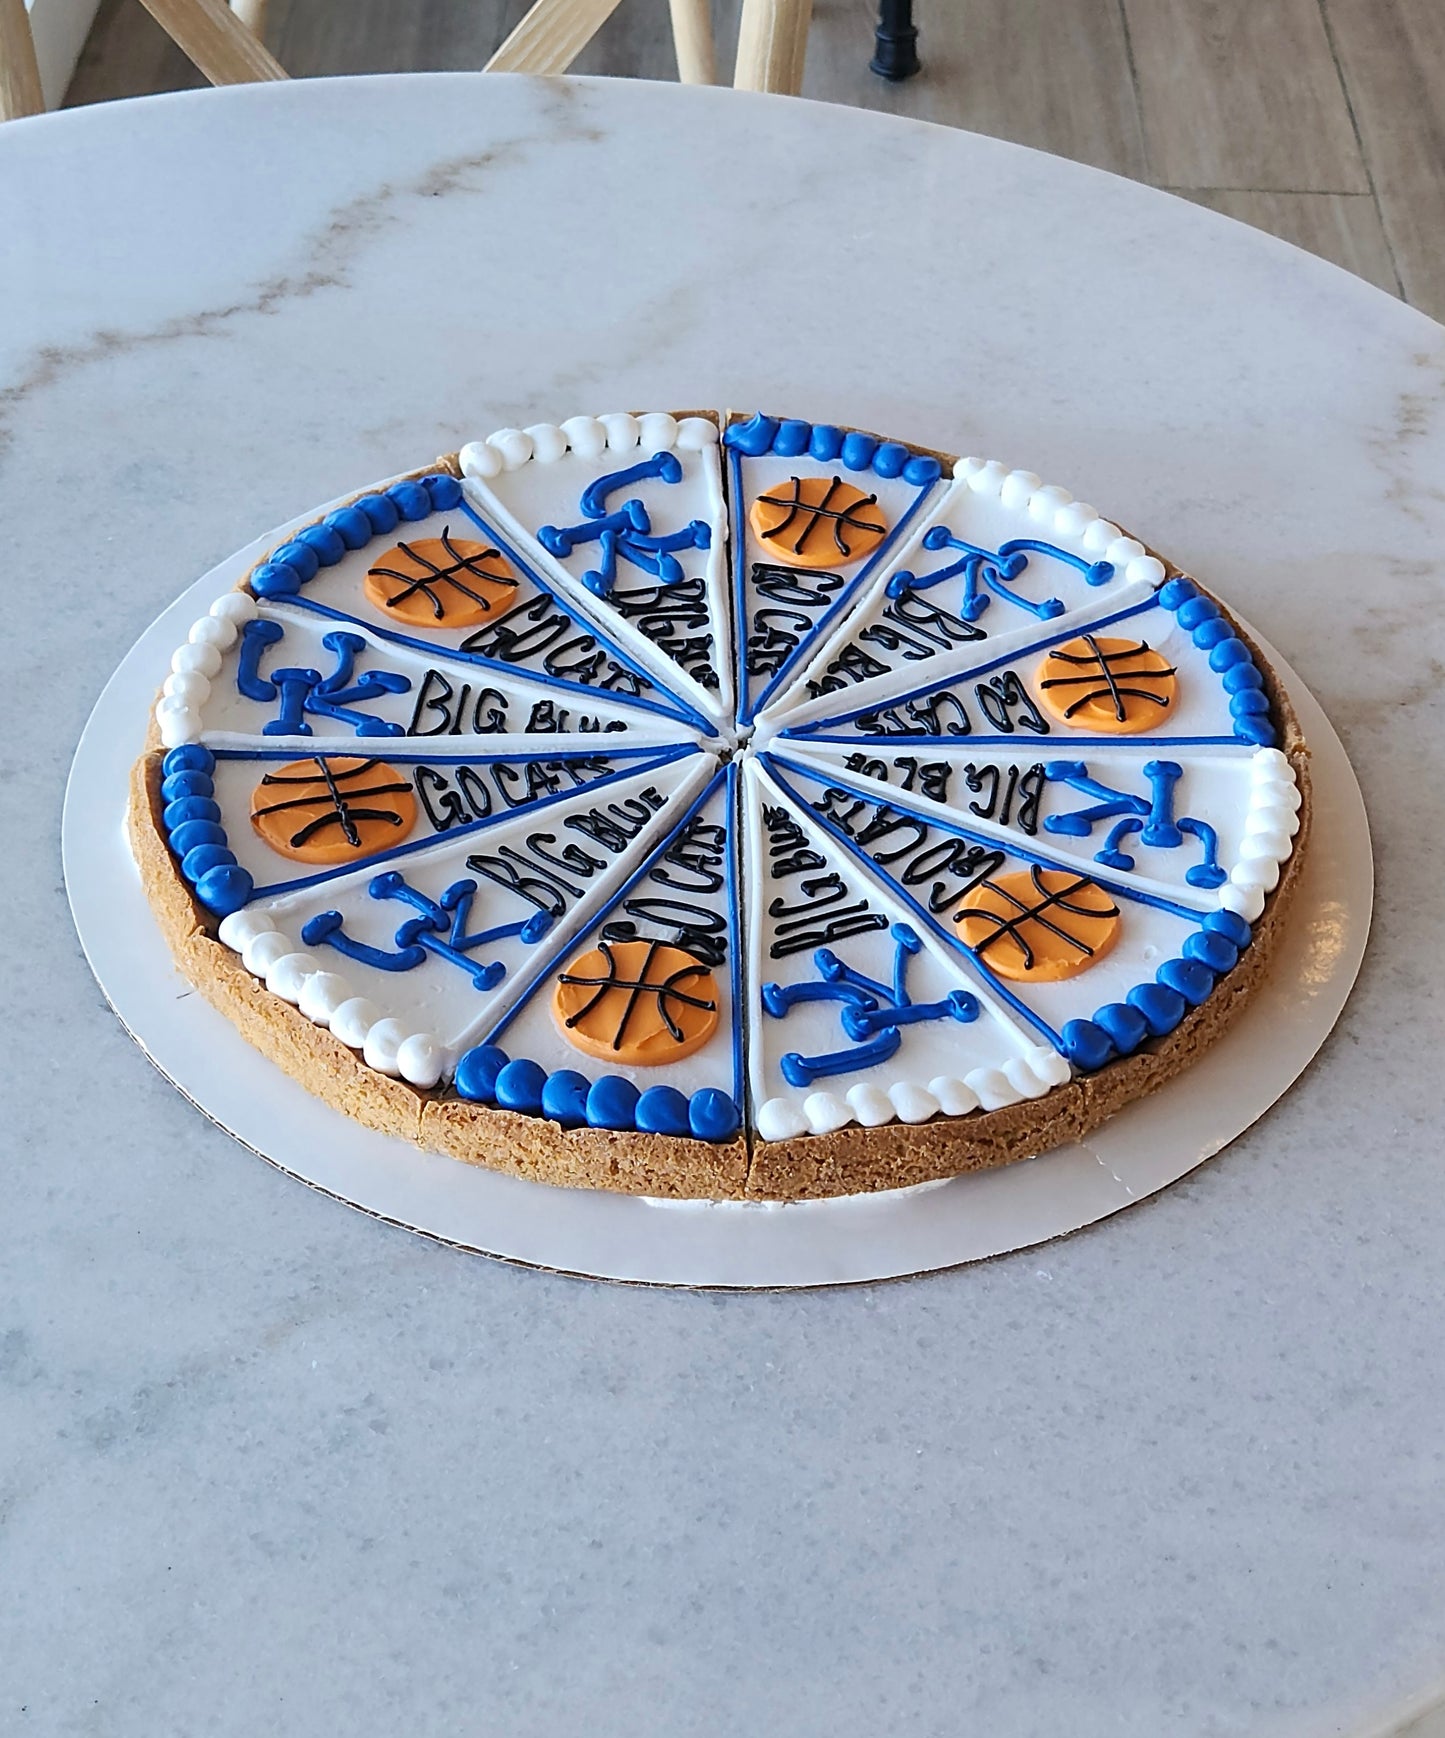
186;596;697;746
459;763;745;1142
776;737;1300;914
722;413;952;725
457;413;733;729
174;740;695;906
774;578;1277;751
742;757;1063;1145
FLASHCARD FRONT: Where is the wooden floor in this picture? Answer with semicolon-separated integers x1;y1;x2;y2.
65;0;1445;322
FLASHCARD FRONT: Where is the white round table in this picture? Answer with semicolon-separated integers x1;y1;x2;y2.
6;75;1442;1738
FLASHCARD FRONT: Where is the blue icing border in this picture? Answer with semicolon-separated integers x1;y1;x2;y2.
1058;908;1253;1068
722;413;944;487
1154;575;1276;746
248;474;462;598
158;744;254;916
452;1042;741;1143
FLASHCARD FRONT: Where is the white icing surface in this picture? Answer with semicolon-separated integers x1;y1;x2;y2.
188;594;693;744
460;410;734;730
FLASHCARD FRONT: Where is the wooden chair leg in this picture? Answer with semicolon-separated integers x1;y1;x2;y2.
669;0;715;85
0;0;46;119
484;0;629;75
135;0;288;84
229;0;269;38
733;0;812;95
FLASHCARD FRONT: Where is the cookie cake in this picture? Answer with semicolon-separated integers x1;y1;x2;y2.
129;410;1309;1200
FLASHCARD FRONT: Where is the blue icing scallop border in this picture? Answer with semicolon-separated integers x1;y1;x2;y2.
452;1044;742;1144
722;413;945;487
248;474;463;598
1057;907;1254;1069
158;744;254;916
1154;575;1276;746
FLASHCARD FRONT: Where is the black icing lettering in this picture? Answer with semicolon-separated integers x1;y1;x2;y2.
962;761;1045;834
752;563;843;608
818;642;891;691
407;669;457;736
760;804;826;879
406;671;509;736
618;897;728;967
414;765;468;831
651;818;727;894
975;670;1049;735
747;609;813;679
897;838;1006;913
564;788;665;853
609;576;719;690
865;590;988;660
464;846;576;914
454;765;495;820
853;805;929;863
524;829;607;879
462;597;647;696
856;688;973;737
895;755;951;802
768;870;887;959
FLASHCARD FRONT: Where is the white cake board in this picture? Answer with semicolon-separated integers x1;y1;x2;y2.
64;541;1373;1288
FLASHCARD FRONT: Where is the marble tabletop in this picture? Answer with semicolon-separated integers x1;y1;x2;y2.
5;73;1444;1738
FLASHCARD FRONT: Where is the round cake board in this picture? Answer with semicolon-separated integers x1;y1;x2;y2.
65;529;1373;1290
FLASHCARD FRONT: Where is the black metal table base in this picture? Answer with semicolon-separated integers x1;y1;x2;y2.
871;0;920;80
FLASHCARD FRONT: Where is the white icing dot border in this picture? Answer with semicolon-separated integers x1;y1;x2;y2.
1221;747;1303;922
216;908;449;1088
753;1046;1073;1143
459;410;718;481
952;455;1167;586
154;590;259;748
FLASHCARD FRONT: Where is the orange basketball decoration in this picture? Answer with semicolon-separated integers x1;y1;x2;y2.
250;756;418;865
364;530;516;628
1035;633;1178;734
750;474;888;568
552;938;719;1065
954;865;1121;982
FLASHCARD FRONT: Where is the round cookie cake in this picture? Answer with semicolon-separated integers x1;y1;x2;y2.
129;410;1309;1201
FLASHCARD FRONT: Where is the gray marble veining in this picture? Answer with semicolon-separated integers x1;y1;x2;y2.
4;74;1445;1738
